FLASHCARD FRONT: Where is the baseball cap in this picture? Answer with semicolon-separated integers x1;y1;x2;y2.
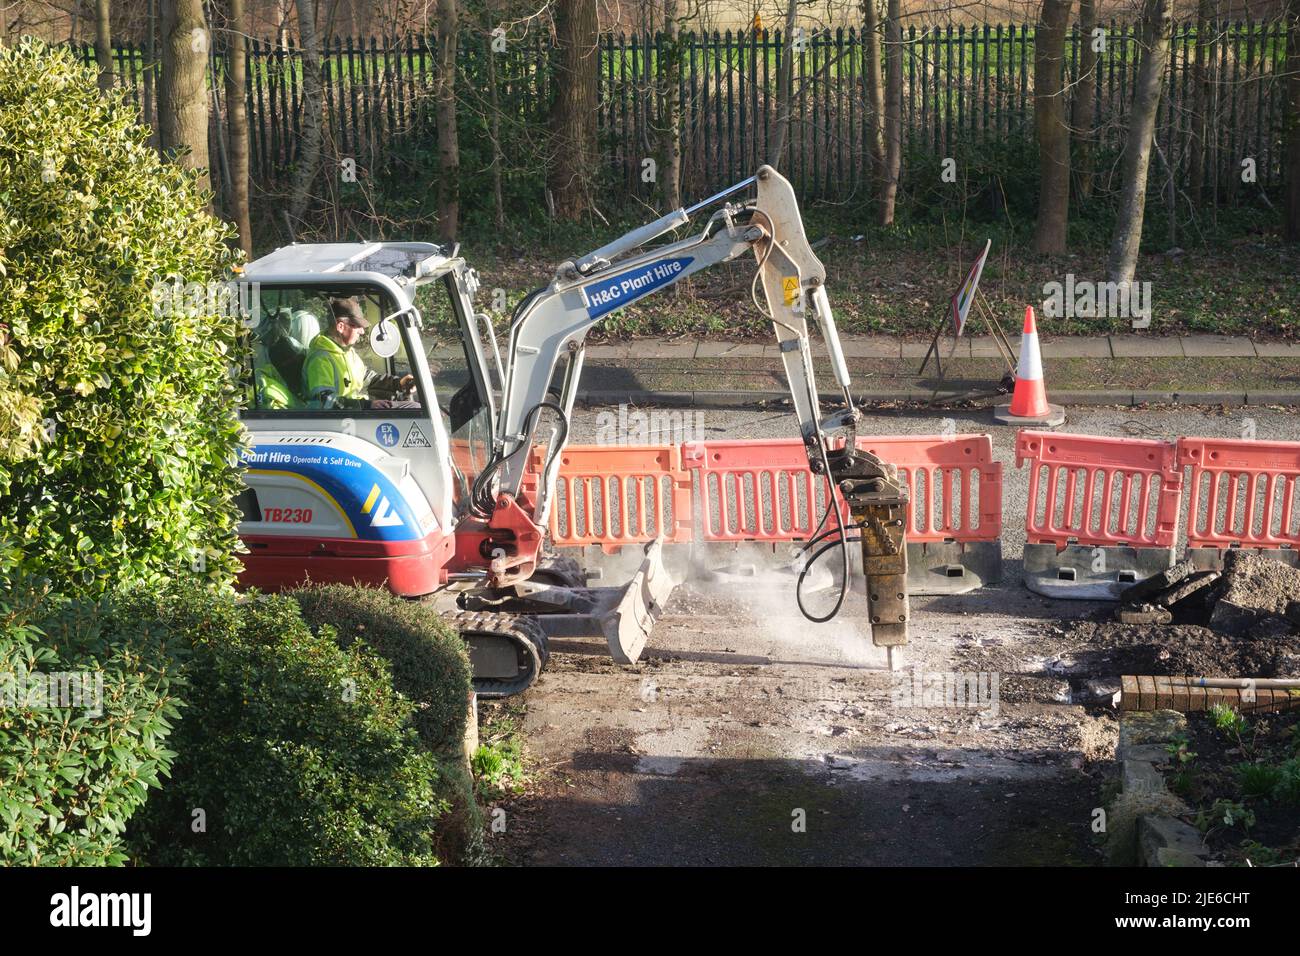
329;297;369;328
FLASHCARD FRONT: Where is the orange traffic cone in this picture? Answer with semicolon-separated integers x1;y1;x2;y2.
993;306;1065;426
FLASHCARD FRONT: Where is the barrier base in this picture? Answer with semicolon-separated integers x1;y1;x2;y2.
572;541;812;586
687;539;787;566
566;538;1002;599
994;402;1066;427
906;540;1002;595
1023;543;1176;601
560;542;695;585
1186;547;1300;572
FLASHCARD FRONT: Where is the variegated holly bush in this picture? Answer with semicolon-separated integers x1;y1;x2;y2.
0;38;244;596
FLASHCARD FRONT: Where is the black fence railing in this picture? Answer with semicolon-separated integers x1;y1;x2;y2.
82;22;1294;207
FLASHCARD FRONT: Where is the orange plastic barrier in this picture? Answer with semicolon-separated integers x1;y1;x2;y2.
545;445;693;552
683;435;1001;545
684;438;831;542
1017;430;1183;549
855;435;1002;543
1178;437;1300;551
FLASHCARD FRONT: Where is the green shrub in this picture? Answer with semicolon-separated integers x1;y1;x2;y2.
1237;757;1300;805
0;579;182;866
0;39;244;597
1237;762;1283;799
1210;701;1249;737
123;584;448;866
289;584;471;756
898;130;1041;228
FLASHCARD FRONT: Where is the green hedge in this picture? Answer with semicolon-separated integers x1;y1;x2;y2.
0;39;244;597
0;580;182;866
122;585;451;866
289;584;472;756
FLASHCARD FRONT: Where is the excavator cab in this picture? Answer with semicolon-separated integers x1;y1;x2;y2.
236;242;502;527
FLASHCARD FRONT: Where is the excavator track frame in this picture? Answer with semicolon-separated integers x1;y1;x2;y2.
441;609;550;698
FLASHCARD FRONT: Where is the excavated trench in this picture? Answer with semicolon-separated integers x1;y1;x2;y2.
1061;551;1300;682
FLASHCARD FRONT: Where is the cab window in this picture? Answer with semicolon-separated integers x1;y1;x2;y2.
243;285;423;413
413;274;493;493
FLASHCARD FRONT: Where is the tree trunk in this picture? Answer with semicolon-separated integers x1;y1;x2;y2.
225;0;252;255
657;0;683;212
143;0;158;149
1073;0;1098;200
1106;0;1172;284
1286;0;1300;241
548;0;599;220
1032;0;1073;254
879;0;901;225
486;14;505;230
159;0;211;194
1188;0;1215;205
287;0;323;226
94;0;114;93
859;0;884;188
767;0;798;168
435;0;460;241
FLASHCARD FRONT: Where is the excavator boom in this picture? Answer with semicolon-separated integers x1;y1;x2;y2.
477;165;910;648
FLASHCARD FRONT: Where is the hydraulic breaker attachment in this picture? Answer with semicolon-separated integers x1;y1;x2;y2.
824;445;911;647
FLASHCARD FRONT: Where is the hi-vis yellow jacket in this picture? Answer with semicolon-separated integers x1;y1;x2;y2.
303;333;367;407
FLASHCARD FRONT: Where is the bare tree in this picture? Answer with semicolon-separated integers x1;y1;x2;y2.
94;0;113;92
1286;0;1300;241
1032;0;1073;254
434;0;459;240
287;0;323;226
767;0;798;168
225;0;252;254
143;0;157;147
159;0;211;194
1187;0;1215;205
484;3;505;230
859;0;884;190
548;0;599;220
656;0;683;212
1106;0;1172;284
879;0;901;225
1073;0;1097;201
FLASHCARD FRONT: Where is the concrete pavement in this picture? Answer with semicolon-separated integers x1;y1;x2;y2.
582;333;1300;361
562;334;1300;407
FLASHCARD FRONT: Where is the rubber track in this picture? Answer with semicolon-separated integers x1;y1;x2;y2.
441;609;550;699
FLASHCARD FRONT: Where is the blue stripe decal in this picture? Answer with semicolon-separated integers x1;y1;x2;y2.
582;257;693;320
241;444;422;542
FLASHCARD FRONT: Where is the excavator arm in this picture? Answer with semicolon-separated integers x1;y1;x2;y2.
475;165;909;646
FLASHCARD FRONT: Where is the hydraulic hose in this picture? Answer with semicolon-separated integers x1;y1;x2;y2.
470;401;569;519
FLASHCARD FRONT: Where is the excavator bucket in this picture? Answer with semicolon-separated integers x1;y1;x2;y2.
600;537;676;664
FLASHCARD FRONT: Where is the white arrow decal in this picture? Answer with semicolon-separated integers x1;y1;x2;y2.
370;496;404;528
